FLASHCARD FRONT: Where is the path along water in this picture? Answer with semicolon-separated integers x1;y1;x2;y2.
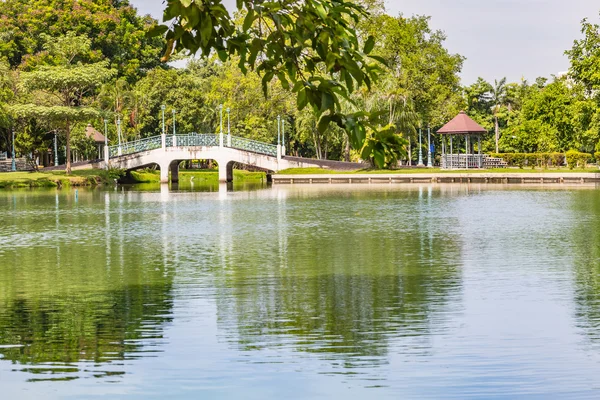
1;183;600;399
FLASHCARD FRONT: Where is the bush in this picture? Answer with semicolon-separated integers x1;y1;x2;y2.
595;152;600;163
565;150;591;170
489;152;565;168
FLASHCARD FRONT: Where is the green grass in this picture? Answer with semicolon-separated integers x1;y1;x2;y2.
276;167;600;175
129;169;266;183
0;168;116;189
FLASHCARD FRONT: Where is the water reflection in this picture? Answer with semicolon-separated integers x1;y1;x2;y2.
5;185;600;397
569;191;600;346
0;190;174;382
211;186;464;374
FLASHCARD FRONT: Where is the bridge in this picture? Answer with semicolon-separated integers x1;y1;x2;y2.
103;133;361;182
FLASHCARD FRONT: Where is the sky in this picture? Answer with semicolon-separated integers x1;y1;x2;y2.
129;0;600;85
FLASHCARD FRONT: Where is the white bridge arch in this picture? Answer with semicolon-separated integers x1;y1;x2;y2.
104;133;354;182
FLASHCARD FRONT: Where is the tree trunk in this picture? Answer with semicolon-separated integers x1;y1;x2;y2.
344;134;350;162
66;119;71;175
313;129;322;160
407;136;412;166
494;115;499;153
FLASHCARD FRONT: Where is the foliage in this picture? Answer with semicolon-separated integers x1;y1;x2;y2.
489;152;565;169
0;0;165;82
11;33;115;173
152;0;385;151
567;15;600;93
360;124;408;168
566;150;592;170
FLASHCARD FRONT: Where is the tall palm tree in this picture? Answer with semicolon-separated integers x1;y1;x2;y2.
491;77;507;153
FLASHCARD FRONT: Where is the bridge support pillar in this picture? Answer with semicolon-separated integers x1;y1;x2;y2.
161;134;166;149
170;161;179;183
160;165;169;183
226;161;234;183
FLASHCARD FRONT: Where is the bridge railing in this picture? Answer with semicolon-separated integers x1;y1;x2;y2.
229;136;277;157
108;133;278;159
109;136;162;158
173;133;219;147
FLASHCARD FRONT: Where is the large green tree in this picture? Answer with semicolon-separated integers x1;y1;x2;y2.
11;33;115;173
0;0;164;82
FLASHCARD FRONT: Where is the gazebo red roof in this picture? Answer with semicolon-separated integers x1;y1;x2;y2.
437;111;487;135
85;124;108;144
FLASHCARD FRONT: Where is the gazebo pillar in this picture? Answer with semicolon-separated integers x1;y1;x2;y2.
441;136;446;168
478;135;482;168
450;135;453;169
465;135;469;169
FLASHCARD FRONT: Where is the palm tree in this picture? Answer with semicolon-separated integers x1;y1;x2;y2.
491;77;507;153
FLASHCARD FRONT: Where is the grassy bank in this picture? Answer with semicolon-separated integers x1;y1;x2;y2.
0;169;120;189
130;169;266;183
276;167;600;175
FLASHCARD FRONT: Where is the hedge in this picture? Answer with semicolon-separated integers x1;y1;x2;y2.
489;152;565;168
489;152;593;169
565;150;592;170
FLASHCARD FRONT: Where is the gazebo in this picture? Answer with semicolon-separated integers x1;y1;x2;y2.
437;111;487;169
85;124;108;159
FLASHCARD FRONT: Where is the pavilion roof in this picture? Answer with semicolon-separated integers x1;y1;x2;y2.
85;124;108;144
437;111;487;135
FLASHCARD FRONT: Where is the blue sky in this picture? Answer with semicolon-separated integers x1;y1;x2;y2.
129;0;600;85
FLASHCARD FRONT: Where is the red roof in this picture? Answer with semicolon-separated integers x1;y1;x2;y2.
85;124;108;143
437;111;487;135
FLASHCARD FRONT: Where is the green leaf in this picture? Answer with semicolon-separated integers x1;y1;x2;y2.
200;15;213;47
277;72;290;90
321;92;334;112
373;149;385;168
261;71;274;97
364;36;375;54
243;9;255;32
297;88;308;110
146;25;169;38
317;114;331;133
217;49;228;62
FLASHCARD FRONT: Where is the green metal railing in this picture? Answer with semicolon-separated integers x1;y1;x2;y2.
109;136;162;158
175;133;219;147
108;133;278;159
230;136;277;157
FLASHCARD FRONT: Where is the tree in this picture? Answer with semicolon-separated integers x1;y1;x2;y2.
0;62;16;152
0;0;165;82
567;15;600;93
491;77;507;153
11;33;115;173
152;0;383;153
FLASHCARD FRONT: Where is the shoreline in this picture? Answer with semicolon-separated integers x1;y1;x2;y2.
273;172;600;185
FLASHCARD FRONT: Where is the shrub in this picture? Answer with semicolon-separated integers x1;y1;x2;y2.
489;153;566;168
595;152;600;163
565;150;591;170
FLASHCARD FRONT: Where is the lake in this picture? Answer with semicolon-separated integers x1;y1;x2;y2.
1;183;600;399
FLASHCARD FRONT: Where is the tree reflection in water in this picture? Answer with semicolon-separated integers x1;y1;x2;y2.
213;186;464;373
0;191;174;382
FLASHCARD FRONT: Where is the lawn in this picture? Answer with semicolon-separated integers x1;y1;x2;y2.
0;169;114;188
276;167;600;175
129;169;266;183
